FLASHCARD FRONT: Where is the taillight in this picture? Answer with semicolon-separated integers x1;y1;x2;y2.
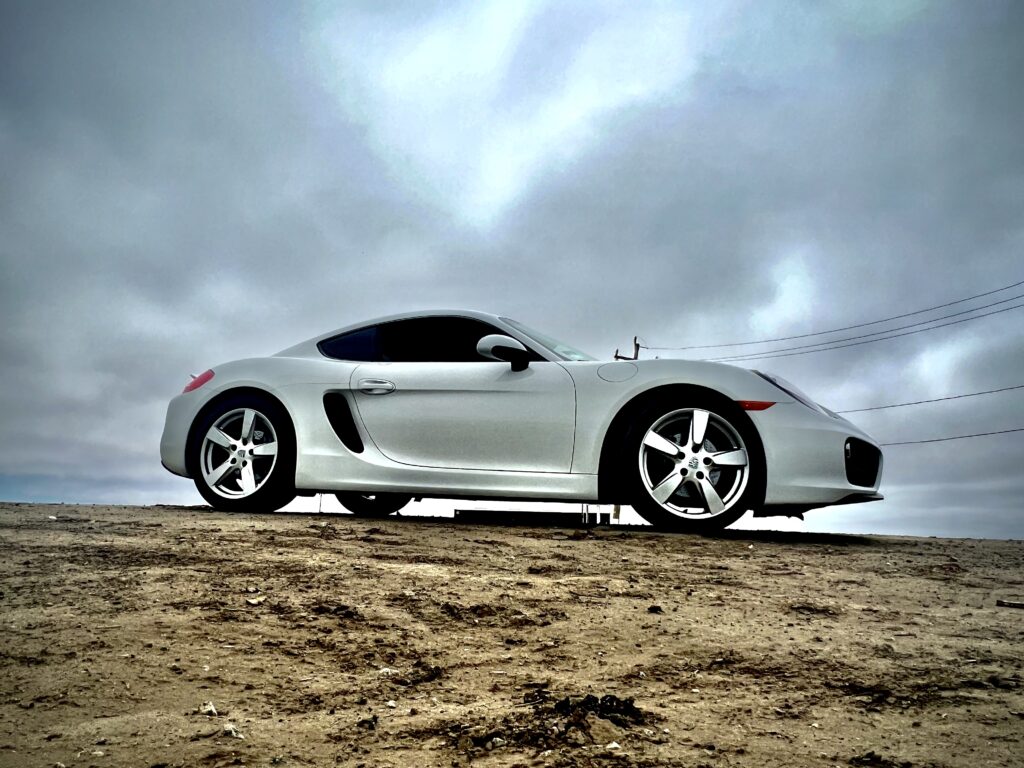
737;400;775;411
183;369;214;393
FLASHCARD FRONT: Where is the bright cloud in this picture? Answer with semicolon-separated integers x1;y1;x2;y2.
748;253;816;335
309;1;697;224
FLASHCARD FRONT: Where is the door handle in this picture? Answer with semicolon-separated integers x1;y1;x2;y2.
358;378;396;395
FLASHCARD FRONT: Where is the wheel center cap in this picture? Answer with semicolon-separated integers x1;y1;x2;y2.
687;457;699;470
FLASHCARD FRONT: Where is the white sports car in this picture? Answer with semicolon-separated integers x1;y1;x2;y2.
160;310;883;531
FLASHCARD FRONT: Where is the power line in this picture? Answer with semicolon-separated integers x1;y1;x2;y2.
641;277;1024;351
835;384;1024;414
880;427;1024;446
708;293;1024;361
704;300;1024;363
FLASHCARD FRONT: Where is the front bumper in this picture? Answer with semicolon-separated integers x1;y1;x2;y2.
749;402;883;507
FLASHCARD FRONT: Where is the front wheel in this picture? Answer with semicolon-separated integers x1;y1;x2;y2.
190;394;296;512
336;492;412;517
627;401;763;532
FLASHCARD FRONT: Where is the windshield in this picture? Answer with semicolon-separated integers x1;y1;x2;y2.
501;318;597;362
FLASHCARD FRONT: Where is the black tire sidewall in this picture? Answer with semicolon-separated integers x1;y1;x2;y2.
626;396;764;533
335;492;411;517
190;393;297;512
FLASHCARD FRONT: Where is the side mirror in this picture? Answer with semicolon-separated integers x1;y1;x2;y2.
477;334;530;372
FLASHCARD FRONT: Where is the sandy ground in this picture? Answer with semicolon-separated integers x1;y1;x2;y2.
1;503;1022;768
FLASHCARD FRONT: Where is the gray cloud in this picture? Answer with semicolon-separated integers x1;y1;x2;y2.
1;1;1021;535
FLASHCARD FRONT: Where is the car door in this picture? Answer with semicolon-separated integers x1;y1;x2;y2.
350;316;576;472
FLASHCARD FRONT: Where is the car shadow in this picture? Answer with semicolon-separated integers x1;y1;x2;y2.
169;504;882;547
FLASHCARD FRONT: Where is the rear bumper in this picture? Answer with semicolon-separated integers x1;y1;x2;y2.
159;393;201;478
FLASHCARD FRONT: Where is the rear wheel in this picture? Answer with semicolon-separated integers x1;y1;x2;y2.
191;394;296;512
336;492;412;517
627;399;763;532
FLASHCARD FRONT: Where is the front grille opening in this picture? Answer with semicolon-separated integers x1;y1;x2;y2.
323;392;364;454
845;438;881;487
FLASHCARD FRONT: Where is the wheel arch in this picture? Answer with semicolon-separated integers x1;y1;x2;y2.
596;384;767;505
184;386;297;479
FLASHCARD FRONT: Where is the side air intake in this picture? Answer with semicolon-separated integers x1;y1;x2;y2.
845;438;881;487
323;392;364;454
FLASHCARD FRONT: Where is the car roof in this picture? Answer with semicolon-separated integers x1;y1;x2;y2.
274;309;511;357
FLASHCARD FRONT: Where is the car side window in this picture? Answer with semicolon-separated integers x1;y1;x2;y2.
376;317;503;362
319;317;547;363
318;326;378;361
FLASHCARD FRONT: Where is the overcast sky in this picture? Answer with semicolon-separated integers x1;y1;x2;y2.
1;0;1021;538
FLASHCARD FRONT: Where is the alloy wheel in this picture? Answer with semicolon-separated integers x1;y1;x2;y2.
637;408;750;520
200;407;279;499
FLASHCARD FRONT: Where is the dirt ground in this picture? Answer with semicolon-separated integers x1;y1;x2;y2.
1;503;1022;768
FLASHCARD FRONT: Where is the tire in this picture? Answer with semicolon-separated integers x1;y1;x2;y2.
190;393;296;512
626;397;764;532
336;492;412;517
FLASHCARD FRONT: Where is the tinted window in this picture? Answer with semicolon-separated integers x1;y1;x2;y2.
318;326;378;361
378;317;507;363
318;317;547;363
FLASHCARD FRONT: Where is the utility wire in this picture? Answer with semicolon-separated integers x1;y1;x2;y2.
641;278;1024;351
835;384;1024;414
703;300;1024;363
880;427;1024;446
708;293;1024;362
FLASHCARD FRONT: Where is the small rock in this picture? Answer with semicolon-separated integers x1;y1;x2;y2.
199;701;218;717
356;714;378;730
223;723;244;739
566;728;587;746
606;741;621;750
386;700;397;708
246;595;266;606
586;714;622;745
378;667;398;676
647;605;664;614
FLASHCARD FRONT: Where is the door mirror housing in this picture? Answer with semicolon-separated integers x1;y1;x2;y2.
477;334;530;372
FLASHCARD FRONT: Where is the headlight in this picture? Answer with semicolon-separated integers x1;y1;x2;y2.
753;370;827;415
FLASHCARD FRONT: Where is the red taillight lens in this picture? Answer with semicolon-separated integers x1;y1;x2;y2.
737;400;775;411
183;369;214;393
